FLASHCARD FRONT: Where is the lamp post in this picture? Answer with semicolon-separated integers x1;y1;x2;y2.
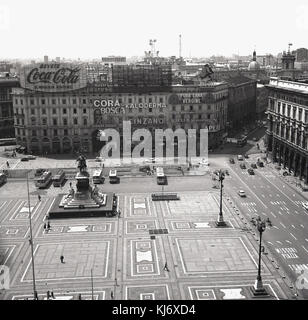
215;169;227;227
26;171;38;300
251;219;268;296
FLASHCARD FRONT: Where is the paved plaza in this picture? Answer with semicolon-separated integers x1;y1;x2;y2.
0;179;293;300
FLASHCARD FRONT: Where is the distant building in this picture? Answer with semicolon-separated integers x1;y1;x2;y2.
101;56;126;67
44;56;48;63
266;78;308;183
0;77;20;138
248;50;260;71
294;48;308;62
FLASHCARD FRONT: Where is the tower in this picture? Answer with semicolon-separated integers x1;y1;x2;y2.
179;34;182;58
281;43;295;70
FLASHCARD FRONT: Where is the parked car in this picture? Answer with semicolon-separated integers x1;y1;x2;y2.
248;168;255;175
244;154;249;159
283;171;290;176
95;157;104;162
26;155;36;160
257;161;264;167
237;155;244;161
144;158;156;163
302;202;308;210
20;157;29;161
238;190;246;197
251;163;257;169
35;169;46;177
229;158;235;164
139;165;150;173
240;163;246;169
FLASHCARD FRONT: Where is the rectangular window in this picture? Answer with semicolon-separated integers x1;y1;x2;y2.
52;109;56;114
172;106;176;112
63;118;68;126
159;98;163;103
181;106;184;111
52;99;56;105
43;129;47;136
42;118;47;126
83;108;87;114
53;118;57;126
30;99;34;105
64;129;68;136
63;108;67;114
139;98;142;103
31;118;36;125
41;99;45;105
128;98;132;103
207;114;211;119
73;108;77;114
62;99;66;104
83;118;87;126
83;99;86;104
32;130;36;136
53;129;58;136
148;98;152;103
74;118;78;125
20;99;23;105
72;98;77;104
31;108;35;115
42;108;46;115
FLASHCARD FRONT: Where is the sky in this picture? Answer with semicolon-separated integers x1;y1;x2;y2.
0;0;308;60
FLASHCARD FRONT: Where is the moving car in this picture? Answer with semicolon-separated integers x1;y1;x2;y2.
244;154;249;159
240;163;246;169
238;190;246;197
229;158;235;164
27;155;36;160
52;170;66;187
251;163;257;169
248;168;255;175
20;157;29;161
258;161;264;167
237;155;244;161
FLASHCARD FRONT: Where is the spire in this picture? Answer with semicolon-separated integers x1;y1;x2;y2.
253;49;256;61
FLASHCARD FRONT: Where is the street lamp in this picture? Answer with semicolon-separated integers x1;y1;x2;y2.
215;169;227;227
26;171;38;300
251;219;268;296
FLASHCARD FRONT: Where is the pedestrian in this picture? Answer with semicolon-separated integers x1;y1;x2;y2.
50;291;55;299
118;209;121;218
78;294;82;300
69;182;72;188
110;291;114;299
38;194;41;201
163;262;170;272
6;161;9;168
60;255;64;263
47;221;51;230
43;223;46;231
46;290;50;300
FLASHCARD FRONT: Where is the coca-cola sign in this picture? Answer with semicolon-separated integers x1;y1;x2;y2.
20;63;87;92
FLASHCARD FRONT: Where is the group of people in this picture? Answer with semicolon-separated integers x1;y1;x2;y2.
43;221;51;232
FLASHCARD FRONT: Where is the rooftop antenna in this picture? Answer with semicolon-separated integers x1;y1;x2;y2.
288;43;293;53
179;34;182;58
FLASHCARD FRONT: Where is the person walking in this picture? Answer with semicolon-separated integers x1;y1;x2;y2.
50;291;55;299
43;223;46;231
110;291;114;299
60;255;64;263
38;194;41;201
47;221;51;230
118;209;121;218
6;161;9;168
69;182;72;188
163;262;170;272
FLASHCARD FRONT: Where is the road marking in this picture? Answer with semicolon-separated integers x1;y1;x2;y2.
301;224;305;228
267;241;273;245
302;246;308;254
260;173;300;207
269;194;272;197
306;239;308;242
276;247;298;259
290;233;297;240
270;212;277;218
291;225;296;229
285;240;292;244
273;226;279;229
276;241;283;245
228;167;268;209
289;264;308;272
280;222;286;228
261;194;265;198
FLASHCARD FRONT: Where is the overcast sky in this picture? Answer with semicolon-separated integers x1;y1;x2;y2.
0;0;307;60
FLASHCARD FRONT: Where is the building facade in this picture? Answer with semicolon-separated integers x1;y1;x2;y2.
12;63;228;155
0;77;20;138
266;78;308;183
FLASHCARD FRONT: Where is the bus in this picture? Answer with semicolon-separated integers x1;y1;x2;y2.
52;170;66;187
0;173;7;186
156;167;166;185
237;136;247;147
109;169;118;184
93;169;104;184
35;171;52;189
